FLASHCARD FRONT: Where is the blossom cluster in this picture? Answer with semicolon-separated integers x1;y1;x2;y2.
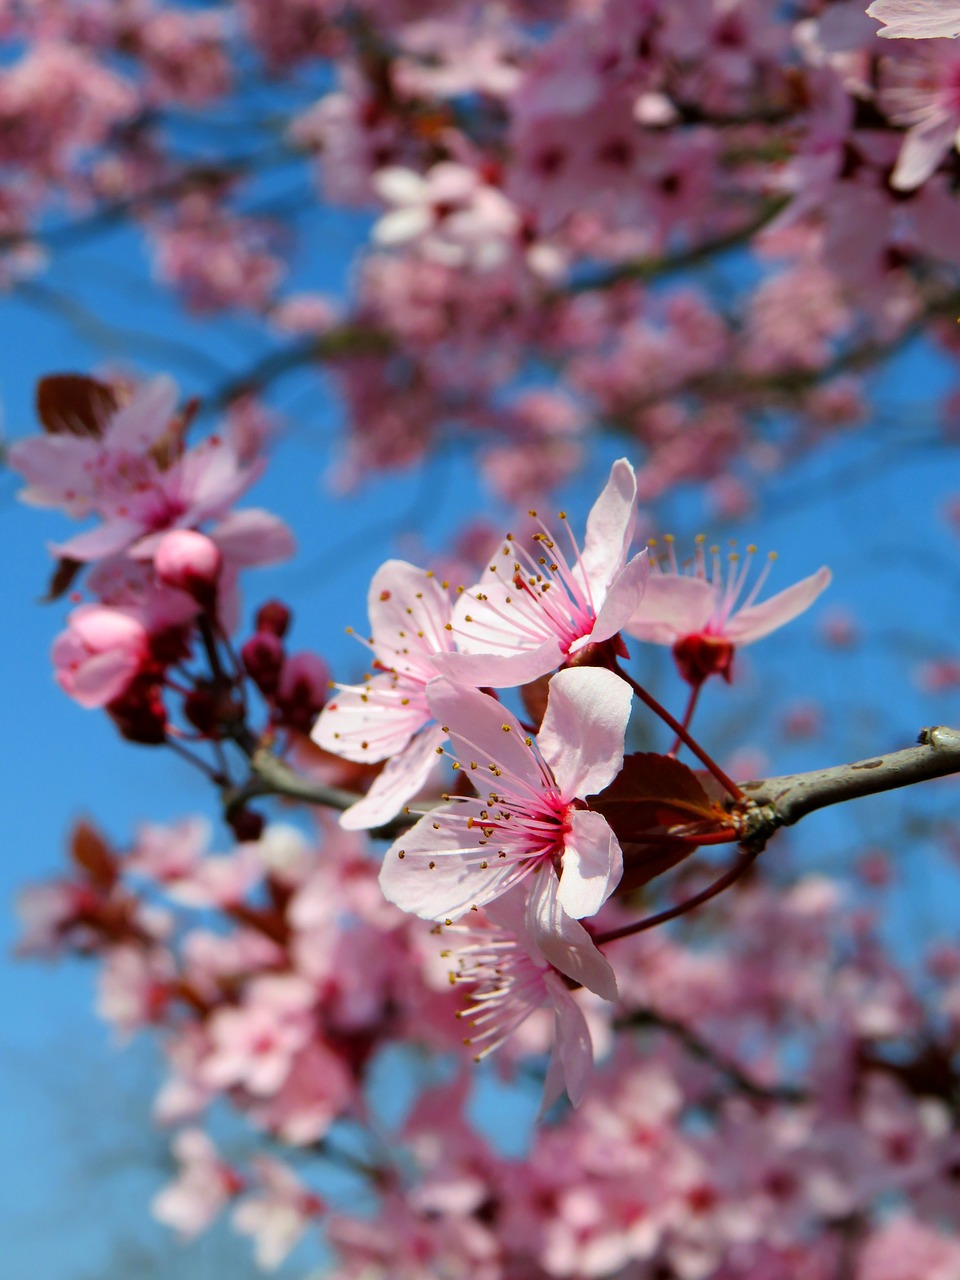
2;1;960;506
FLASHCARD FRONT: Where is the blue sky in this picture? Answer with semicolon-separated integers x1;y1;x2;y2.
3;204;960;1276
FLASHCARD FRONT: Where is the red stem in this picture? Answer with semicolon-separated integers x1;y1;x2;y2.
614;663;745;801
594;845;760;946
668;682;702;757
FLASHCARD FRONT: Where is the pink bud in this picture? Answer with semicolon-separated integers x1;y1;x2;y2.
155;530;222;607
273;651;329;733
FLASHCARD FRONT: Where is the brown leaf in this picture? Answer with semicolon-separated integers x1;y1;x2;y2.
590;752;731;843
69;819;118;891
36;374;117;438
41;556;83;603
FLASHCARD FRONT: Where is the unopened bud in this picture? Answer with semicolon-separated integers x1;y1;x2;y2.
255;600;291;638
242;630;285;696
155;530;222;609
273;651;329;733
228;806;265;842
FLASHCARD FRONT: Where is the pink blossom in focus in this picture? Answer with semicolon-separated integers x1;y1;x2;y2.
445;886;617;1108
313;559;456;830
433;458;648;688
625;537;831;687
379;667;631;954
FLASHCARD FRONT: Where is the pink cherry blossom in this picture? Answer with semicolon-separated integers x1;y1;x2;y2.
372;162;521;272
625;537;831;686
444;886;617;1108
51;603;150;708
878;42;960;190
201;975;314;1096
379;666;632;946
151;1129;243;1238
432;458;648;688
312;559;456;829
154;529;222;603
232;1157;323;1270
867;1;960;40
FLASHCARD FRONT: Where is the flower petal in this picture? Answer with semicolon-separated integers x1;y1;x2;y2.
367;560;454;675
538;667;632;800
724;566;831;644
430;638;564;689
312;673;427;763
584;550;649;647
523;872;618;1000
624;573;716;644
378;807;521;921
580;458;638;590
556;809;623;919
425;678;547;798
339;724;445;831
541;971;594;1110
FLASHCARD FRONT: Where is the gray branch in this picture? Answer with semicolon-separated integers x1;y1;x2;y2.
735;725;960;847
224;726;960;848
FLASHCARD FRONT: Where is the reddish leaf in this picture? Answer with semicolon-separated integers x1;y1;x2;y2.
41;556;83;603
589;752;731;842
36;374;117;438
69;820;118;891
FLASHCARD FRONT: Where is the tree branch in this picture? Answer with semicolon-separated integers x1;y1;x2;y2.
735;725;960;848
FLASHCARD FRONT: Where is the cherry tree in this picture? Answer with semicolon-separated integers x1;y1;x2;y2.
7;2;960;1277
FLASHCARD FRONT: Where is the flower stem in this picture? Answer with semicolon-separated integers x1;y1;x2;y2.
613;662;744;801
594;844;761;946
668;682;702;757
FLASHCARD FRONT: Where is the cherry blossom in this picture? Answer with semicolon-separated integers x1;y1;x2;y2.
312;559;456;829
433;458;648;688
444;886;617;1108
232;1157;323;1269
51;604;150;708
625;537;831;686
379;666;632;948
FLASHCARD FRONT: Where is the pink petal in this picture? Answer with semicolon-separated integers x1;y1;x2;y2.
52;518;147;562
580;458;638;590
538;667;632;800
892;113;958;192
367;560;454;673
624;574;716;644
312;673;428;763
62;648;140;708
556;809;623;919
210;509;296;567
867;0;960;39
425;678;547;797
339;724;445;831
724;566;831;644
583;550;649;648
542;972;594;1110
524;873;618;1000
378;809;521;920
107;376;179;451
429;638;564;688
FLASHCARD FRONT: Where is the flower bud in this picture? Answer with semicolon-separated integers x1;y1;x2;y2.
255;599;291;638
155;530;222;609
242;630;285;696
273;651;329;733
